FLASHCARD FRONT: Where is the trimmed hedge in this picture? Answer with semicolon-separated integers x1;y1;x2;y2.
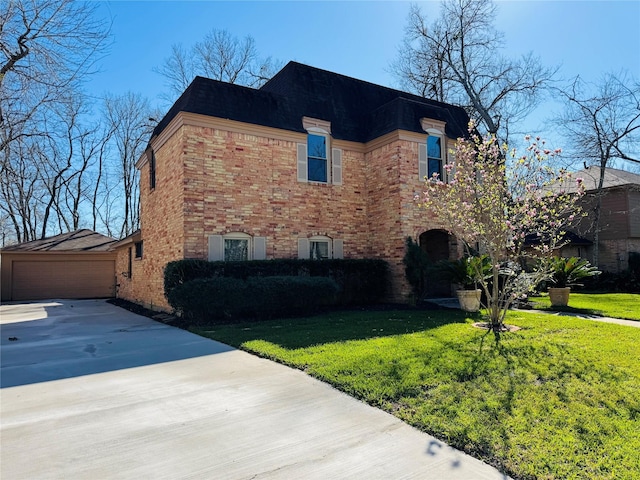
164;258;387;306
167;276;339;323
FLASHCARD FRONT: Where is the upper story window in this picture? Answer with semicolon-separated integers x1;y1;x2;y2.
134;241;143;259
307;134;328;183
297;117;342;185
149;150;156;190
419;119;447;182
427;135;443;179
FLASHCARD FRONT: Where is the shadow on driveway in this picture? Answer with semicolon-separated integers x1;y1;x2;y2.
0;299;233;388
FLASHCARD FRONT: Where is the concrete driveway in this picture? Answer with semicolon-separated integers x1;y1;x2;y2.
1;299;510;479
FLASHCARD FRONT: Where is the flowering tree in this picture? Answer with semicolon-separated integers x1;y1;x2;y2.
418;128;585;330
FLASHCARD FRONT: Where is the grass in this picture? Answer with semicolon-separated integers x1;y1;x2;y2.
529;293;640;320
193;309;640;480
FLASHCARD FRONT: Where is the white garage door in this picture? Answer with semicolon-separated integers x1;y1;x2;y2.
12;260;115;300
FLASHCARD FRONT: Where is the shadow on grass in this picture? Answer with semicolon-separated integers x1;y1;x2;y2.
193;307;477;350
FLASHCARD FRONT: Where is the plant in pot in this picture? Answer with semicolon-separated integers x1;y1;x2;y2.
547;256;600;307
438;255;491;312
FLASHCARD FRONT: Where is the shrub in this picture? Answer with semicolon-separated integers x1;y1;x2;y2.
548;256;600;288
166;275;339;324
166;277;246;323
402;237;430;299
164;258;387;306
244;276;339;318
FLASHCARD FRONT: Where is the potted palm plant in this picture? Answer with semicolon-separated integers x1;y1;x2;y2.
548;256;600;306
438;255;491;312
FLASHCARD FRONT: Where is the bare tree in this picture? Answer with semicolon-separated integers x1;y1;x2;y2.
0;0;110;151
555;72;640;267
103;92;155;238
0;0;110;243
392;0;556;144
155;29;281;101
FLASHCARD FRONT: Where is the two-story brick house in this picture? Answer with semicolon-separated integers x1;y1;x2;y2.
114;61;470;310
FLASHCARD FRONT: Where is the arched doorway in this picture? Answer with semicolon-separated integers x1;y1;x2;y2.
419;229;453;297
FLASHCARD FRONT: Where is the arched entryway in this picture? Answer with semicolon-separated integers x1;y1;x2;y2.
419;229;454;297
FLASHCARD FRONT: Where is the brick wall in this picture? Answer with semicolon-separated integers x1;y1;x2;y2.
184;124;369;260
121;115;458;310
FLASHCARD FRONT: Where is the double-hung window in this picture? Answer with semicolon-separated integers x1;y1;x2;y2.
307;134;328;183
297;117;342;185
419;120;447;181
427;135;443;179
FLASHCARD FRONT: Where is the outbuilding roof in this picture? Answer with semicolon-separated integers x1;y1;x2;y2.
1;229;117;252
575;167;640;192
152;61;469;143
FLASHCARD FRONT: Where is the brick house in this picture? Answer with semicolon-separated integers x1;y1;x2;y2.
561;167;640;273
114;62;470;311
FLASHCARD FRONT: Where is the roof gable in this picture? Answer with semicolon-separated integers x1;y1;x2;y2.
575;167;640;192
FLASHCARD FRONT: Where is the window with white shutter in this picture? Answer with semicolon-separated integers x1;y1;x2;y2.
209;233;260;261
298;236;344;259
332;148;342;185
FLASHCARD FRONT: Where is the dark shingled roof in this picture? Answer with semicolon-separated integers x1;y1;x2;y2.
1;229;117;252
152;61;469;143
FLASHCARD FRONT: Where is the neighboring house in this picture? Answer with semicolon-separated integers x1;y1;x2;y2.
113;61;470;311
1;229;117;301
561;167;640;273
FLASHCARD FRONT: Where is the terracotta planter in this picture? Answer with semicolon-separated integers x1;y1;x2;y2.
548;287;571;307
457;289;482;312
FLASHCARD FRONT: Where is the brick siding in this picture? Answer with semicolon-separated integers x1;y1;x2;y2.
117;115;455;310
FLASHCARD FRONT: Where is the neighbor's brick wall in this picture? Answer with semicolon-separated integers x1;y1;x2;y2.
596;238;640;273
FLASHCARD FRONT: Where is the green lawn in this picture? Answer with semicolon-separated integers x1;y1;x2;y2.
194;309;640;480
529;293;640;320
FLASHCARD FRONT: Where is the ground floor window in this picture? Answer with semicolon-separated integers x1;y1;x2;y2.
298;236;343;260
208;233;266;261
310;239;330;260
224;238;249;261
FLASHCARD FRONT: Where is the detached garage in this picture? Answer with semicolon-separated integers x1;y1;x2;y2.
1;230;117;302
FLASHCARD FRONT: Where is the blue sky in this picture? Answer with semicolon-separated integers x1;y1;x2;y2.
90;1;640;148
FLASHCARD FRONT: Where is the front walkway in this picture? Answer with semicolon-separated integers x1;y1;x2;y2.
426;297;639;328
1;299;510;479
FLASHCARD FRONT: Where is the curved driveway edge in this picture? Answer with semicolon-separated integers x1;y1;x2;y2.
1;299;510;479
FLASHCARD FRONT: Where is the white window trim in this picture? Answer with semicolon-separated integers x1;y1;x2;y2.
426;133;444;180
298;117;342;185
298;236;344;260
224;232;252;261
309;235;332;260
306;132;330;184
303;117;331;135
208;233;267;261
